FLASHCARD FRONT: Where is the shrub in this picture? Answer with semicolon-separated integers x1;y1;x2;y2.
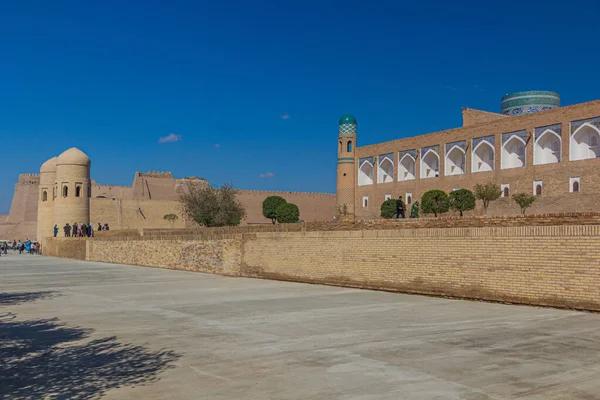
474;182;502;215
163;213;179;228
276;203;300;223
449;189;476;217
380;199;398;219
512;192;536;215
263;196;287;224
179;182;245;227
421;190;450;217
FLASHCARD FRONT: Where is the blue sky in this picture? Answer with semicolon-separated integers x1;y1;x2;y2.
1;0;599;213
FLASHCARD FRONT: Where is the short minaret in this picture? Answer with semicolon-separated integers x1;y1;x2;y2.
336;114;357;219
37;157;58;241
53;148;91;234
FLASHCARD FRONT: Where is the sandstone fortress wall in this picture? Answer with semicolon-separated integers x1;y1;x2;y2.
43;216;600;312
0;163;336;241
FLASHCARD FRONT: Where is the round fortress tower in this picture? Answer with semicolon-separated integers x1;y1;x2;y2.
336;114;357;219
501;90;560;116
37;157;57;241
53;148;91;233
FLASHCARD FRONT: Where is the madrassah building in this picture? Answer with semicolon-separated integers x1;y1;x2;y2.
336;91;600;218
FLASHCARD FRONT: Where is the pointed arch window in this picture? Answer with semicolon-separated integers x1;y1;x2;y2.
62;185;68;198
570;120;600;161
42;191;48;202
76;186;81;198
347;141;352;153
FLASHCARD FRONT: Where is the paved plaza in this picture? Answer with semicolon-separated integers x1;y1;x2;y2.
2;254;600;399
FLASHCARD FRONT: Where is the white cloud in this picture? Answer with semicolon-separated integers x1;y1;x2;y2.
280;114;290;120
259;172;275;178
158;133;182;143
214;143;221;149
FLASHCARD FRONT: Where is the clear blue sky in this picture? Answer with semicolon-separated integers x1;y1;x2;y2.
2;0;599;213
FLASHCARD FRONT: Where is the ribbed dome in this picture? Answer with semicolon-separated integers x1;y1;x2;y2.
40;156;58;172
57;148;90;166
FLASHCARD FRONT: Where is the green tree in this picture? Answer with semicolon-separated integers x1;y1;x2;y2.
421;190;450;217
474;182;502;215
263;196;287;224
380;199;400;219
449;189;476;217
179;182;246;227
163;213;179;228
512;192;536;215
276;203;300;223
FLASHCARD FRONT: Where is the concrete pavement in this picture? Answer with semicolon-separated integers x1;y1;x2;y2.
2;253;600;399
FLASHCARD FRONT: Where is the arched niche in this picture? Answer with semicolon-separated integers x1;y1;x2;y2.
472;140;494;172
420;149;440;179
358;158;374;186
42;191;48;202
377;155;394;183
398;153;416;181
62;185;68;198
501;135;526;169
534;129;561;165
445;145;466;176
347;140;352;153
571;123;600;161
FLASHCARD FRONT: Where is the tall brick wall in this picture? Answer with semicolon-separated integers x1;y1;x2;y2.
0;174;39;240
85;236;241;275
45;219;600;312
241;227;600;311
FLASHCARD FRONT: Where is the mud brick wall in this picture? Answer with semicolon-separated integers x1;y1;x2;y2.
241;226;600;311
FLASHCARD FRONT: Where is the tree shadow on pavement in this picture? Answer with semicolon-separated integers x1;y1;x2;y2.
0;296;181;399
0;291;58;306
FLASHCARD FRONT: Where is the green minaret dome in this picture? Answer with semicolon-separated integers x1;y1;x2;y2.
339;114;357;125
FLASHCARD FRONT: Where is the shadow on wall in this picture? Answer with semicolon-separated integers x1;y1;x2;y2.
0;292;181;400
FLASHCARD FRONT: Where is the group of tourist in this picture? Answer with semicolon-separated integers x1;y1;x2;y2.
0;239;39;256
54;223;110;238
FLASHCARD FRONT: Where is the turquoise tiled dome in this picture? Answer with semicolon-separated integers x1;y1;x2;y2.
339;114;357;125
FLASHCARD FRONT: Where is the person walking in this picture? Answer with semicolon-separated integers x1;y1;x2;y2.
89;223;94;238
395;196;405;219
411;201;420;218
53;224;59;237
98;223;102;232
25;239;31;254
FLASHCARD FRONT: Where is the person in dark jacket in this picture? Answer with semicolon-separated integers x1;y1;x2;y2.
53;225;59;237
395;196;405;219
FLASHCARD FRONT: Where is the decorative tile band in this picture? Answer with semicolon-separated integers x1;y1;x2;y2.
378;153;394;164
502;130;527;145
358;157;374;168
420;145;440;158
502;106;555;116
534;123;562;140
472;135;495;149
399;150;417;160
571;116;600;132
339;123;357;135
445;140;466;154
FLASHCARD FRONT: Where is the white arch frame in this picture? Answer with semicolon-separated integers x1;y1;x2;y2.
471;140;495;173
398;153;416;182
445;145;466;176
534;129;561;165
358;159;374;186
420;149;440;179
377;156;394;184
501;134;526;170
570;122;600;161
